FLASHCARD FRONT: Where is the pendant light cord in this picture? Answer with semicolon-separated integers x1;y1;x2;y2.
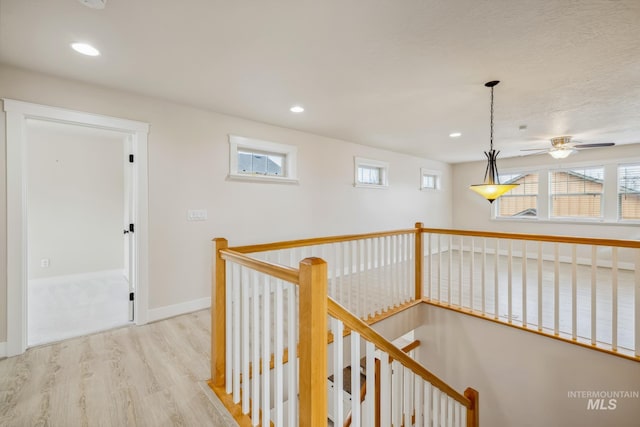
490;85;494;151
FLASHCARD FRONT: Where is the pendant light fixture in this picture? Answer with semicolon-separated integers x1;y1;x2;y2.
469;80;518;203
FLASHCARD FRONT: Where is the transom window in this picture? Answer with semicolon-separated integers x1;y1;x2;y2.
228;135;298;184
496;172;538;218
237;150;284;176
550;167;604;219
618;163;640;220
420;168;441;191
354;157;388;188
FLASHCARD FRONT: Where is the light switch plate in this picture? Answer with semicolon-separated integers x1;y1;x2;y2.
187;209;208;221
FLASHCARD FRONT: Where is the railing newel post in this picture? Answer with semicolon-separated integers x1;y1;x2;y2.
415;222;424;300
299;257;328;427
464;387;479;427
212;238;228;387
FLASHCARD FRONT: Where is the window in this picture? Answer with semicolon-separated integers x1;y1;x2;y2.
420;168;441;191
354;157;388;188
237;150;284;176
618;163;640;220
228;135;298;183
550;167;604;218
496;172;538;218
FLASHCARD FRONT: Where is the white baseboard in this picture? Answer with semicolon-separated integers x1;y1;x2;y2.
147;297;211;323
0;341;6;358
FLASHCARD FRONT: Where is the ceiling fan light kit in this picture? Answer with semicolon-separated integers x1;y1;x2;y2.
521;135;615;158
469;80;518;203
548;147;576;159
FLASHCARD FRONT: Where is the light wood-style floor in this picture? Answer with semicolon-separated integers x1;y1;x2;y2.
0;310;237;427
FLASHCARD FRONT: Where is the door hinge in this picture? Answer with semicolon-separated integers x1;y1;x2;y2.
129;292;135;301
129;223;135;233
129;154;134;163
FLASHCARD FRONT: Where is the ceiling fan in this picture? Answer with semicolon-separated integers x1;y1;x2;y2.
520;136;615;159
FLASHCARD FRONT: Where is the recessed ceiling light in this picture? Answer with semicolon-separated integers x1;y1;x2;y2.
290;105;304;113
449;132;462;138
71;42;100;56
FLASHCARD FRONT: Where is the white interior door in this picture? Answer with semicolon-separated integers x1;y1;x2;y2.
124;135;135;321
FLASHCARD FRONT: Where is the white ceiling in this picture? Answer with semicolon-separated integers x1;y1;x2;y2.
2;0;639;163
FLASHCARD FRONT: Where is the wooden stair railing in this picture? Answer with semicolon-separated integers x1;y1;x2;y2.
343;340;421;427
328;298;479;426
211;227;481;426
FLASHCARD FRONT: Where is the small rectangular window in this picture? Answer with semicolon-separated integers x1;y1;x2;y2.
354;157;388;188
420;168;441;191
496;172;539;218
237;150;284;176
228;135;298;184
550;167;604;219
618;163;640;221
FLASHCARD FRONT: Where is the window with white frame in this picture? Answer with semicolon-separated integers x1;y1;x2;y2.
420;168;441;191
618;163;640;220
550;166;604;219
496;172;539;218
354;157;388;188
228;135;298;183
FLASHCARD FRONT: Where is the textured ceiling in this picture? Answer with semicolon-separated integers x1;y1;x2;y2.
1;0;639;163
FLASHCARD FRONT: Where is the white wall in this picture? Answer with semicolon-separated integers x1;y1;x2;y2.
0;64;452;342
452;144;640;240
26;120;125;279
415;305;640;427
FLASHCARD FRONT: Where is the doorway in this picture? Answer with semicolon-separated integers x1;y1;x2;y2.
25;120;132;346
4;99;149;356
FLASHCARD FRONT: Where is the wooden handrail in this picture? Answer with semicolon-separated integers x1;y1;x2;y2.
343;340;419;427
328;297;471;408
219;248;300;284
420;227;640;248
228;228;417;253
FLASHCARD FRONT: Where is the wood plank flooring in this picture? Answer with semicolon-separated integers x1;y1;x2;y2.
0;310;237;427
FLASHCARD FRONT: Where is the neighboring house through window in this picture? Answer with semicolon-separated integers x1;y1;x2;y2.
228;135;298;184
497;172;539;218
550;167;604;219
618;163;640;220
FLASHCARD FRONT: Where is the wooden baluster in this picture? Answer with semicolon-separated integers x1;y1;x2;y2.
235;265;243;405
274;279;284;426
508;239;512;323
470;237;475;312
554;243;559;336
591;245;597;345
251;271;260;425
522;240;527;327
571;245;577;341
635;249;640;357
261;275;271;427
612;247;618;351
240;266;249;412
538;242;543;331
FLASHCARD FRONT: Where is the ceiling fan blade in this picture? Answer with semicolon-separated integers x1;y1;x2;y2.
520;148;549;152
574;143;615;149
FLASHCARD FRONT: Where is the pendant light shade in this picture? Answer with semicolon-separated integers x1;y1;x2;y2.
469;80;518;203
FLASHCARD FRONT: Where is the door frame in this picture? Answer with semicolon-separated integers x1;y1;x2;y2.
3;99;150;356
